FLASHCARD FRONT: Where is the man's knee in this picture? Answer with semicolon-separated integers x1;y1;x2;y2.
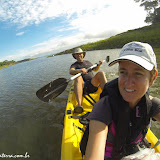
74;76;84;84
97;71;105;77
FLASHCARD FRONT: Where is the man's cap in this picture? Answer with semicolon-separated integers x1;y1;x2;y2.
72;48;86;59
109;41;157;71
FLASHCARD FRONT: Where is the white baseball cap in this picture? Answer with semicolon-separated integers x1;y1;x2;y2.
109;41;157;71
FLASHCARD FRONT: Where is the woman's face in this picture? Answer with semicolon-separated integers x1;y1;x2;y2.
118;60;153;108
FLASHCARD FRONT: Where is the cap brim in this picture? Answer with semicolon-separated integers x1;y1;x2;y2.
108;55;154;71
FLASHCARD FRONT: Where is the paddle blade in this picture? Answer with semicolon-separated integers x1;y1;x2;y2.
106;56;110;63
36;78;68;102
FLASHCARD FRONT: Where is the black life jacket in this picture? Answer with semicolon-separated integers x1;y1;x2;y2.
100;78;152;159
80;78;152;159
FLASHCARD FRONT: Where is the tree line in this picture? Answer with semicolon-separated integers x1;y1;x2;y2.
135;0;160;24
0;60;17;67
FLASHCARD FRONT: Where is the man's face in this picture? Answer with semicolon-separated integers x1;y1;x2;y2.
74;53;84;62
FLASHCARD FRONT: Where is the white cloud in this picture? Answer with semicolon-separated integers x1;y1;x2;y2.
70;0;146;36
0;32;100;62
0;0;145;29
0;0;148;61
16;32;25;36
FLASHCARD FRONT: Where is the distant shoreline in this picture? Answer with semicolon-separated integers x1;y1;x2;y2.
0;58;34;70
1;48;160;70
0;64;17;69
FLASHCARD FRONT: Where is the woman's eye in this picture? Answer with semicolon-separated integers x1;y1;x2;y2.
135;72;143;76
119;70;126;75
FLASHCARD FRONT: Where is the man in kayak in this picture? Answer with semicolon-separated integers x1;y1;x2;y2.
84;42;160;160
70;47;107;113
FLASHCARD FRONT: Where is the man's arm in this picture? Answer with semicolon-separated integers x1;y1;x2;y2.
69;67;88;75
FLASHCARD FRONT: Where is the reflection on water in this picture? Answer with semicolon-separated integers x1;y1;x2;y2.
0;49;159;160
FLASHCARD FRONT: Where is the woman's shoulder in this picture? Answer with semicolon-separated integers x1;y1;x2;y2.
88;96;113;125
150;97;160;117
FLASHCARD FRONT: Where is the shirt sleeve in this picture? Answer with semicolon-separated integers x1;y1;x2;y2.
87;96;112;125
70;63;76;69
150;97;160;117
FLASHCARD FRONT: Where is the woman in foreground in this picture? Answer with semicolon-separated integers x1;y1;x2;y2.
84;41;160;160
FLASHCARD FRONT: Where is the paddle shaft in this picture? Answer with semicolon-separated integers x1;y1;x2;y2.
70;59;105;81
36;56;109;102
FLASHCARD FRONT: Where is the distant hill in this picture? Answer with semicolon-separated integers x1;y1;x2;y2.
55;23;160;56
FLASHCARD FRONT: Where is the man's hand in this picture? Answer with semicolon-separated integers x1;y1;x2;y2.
81;68;88;74
92;60;103;72
98;60;103;66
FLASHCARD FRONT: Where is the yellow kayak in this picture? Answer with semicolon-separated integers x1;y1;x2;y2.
146;128;160;153
61;82;102;160
61;83;160;160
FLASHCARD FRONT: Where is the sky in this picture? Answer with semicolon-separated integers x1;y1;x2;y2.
0;0;147;62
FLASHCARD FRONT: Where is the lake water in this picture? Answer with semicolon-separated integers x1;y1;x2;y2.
0;49;160;160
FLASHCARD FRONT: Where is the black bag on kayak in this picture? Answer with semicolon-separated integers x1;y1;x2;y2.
79;112;90;156
80;124;89;157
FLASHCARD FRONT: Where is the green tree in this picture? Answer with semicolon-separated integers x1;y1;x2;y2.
134;0;160;24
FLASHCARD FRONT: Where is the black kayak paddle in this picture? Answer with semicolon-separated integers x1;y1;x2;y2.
36;56;110;102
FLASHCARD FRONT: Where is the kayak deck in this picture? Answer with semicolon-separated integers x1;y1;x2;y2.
61;83;102;160
146;128;160;153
